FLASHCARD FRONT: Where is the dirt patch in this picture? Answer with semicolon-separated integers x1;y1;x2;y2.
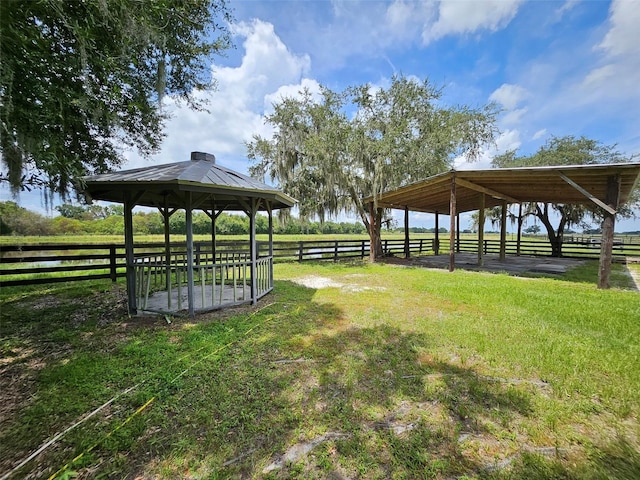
292;275;387;293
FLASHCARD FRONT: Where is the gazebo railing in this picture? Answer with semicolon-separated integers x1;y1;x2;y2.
134;250;273;314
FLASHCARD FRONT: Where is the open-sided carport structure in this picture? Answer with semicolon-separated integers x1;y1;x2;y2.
369;163;640;288
83;152;295;317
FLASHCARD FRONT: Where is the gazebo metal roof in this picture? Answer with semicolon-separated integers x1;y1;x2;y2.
82;152;295;211
369;163;640;215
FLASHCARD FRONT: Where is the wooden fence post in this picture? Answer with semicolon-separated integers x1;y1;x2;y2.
109;245;117;282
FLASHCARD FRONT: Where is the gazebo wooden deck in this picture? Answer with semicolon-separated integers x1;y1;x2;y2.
83;152;295;317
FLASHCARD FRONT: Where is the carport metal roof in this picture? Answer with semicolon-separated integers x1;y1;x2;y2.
370;163;640;215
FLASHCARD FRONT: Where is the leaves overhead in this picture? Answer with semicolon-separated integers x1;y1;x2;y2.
0;0;233;199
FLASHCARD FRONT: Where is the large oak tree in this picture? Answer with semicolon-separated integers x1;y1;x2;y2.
0;0;232;198
248;76;498;260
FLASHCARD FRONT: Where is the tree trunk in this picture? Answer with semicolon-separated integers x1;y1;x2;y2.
536;203;563;257
516;203;523;256
368;203;384;262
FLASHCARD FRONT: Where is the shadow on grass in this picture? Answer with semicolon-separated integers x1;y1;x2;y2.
2;278;638;479
118;280;539;479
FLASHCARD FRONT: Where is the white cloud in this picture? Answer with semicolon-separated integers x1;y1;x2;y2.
385;0;437;41
532;129;547;140
580;0;640;100
598;0;639;58
489;83;529;110
264;78;322;114
423;0;523;44
554;0;579;21
582;64;616;89
489;84;529;127
455;129;522;170
502;108;528;125
123;20;313;174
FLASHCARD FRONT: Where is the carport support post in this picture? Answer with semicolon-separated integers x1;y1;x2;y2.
434;212;439;255
124;193;137;315
404;206;410;259
478;193;485;266
598;175;621;289
449;174;456;272
185;193;195;318
516;203;523;256
268;203;274;288
499;200;507;261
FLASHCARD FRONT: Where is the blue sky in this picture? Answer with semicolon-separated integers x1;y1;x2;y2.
3;0;640;231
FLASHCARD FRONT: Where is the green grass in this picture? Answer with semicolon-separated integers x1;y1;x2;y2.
1;261;639;479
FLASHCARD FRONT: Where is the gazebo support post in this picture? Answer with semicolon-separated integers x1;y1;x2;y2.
404;206;410;259
449;174;456;272
478;193;485;266
434;212;439;255
160;198;174;292
456;214;460;252
204;208;224;263
214;207;218;265
268;203;274;289
499;200;507;261
598;175;621;289
185;193;195;318
124;193;137;315
249;198;258;305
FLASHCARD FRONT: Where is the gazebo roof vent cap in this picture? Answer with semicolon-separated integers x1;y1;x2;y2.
191;151;215;163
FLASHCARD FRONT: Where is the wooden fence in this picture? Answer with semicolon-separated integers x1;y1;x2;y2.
452;238;640;259
0;238;428;287
2;236;639;287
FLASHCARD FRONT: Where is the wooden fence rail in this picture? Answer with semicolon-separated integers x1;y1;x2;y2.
452;238;640;259
2;236;639;287
0;238;428;287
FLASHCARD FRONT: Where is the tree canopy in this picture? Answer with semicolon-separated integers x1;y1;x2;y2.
492;135;638;256
248;76;498;259
0;0;232;198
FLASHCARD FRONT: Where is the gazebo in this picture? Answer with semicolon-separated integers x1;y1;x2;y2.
83;152;295;317
368;163;640;288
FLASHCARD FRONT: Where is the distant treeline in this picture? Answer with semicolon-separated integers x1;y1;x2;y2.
0;201;367;236
4;202;639;238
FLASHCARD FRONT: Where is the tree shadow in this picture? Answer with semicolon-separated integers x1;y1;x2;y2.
115;280;539;479
2;278;638;479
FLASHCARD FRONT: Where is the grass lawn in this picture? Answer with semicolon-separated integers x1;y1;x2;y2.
1;260;639;479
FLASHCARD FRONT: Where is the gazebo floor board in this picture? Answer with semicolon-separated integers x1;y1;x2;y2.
141;284;251;314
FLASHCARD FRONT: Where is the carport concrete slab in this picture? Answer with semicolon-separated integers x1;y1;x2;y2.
530;263;570;274
401;253;585;276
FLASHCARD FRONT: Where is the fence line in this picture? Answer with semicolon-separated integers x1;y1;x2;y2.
0;239;427;287
2;236;639;287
